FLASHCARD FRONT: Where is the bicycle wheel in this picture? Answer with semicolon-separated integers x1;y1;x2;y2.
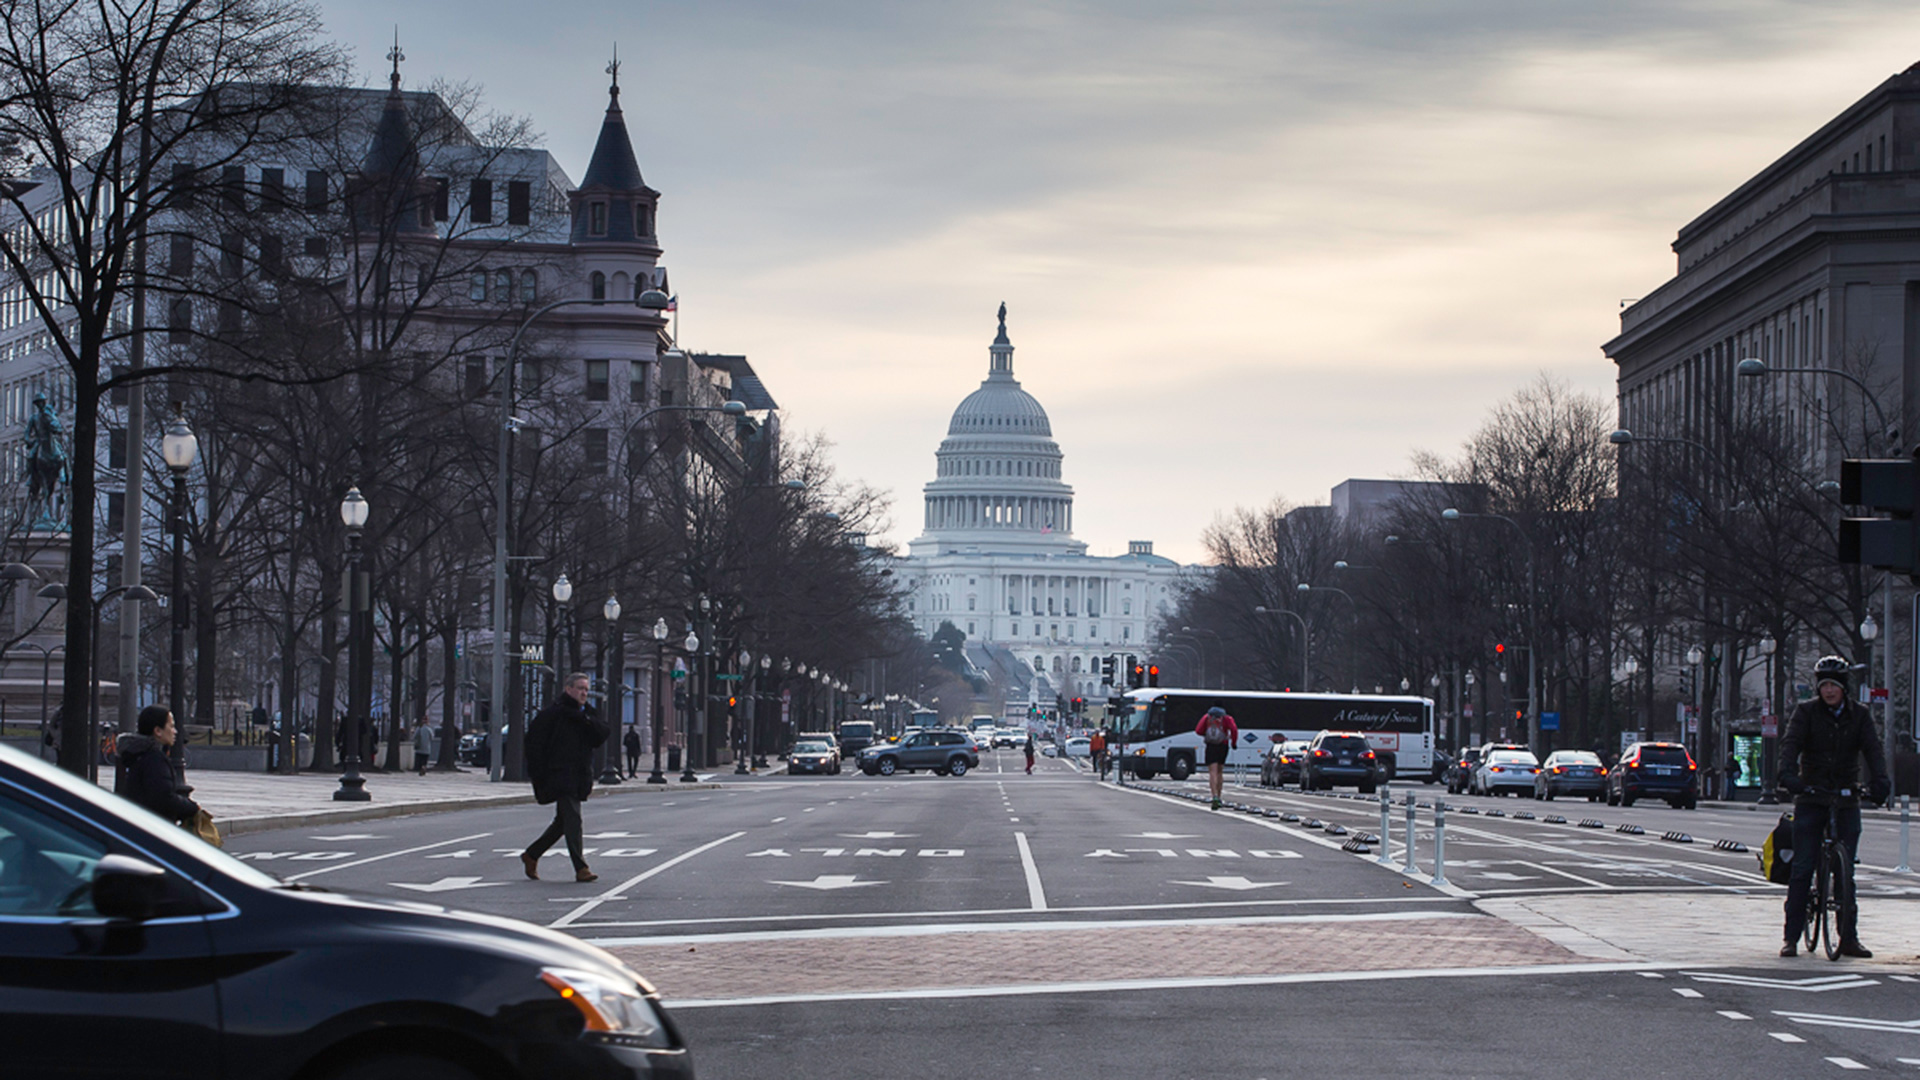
1805;847;1827;954
1823;844;1852;961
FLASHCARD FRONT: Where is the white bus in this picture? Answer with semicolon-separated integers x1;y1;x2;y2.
1110;687;1437;783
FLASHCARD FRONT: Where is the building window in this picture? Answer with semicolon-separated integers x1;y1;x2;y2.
304;236;327;258
967;597;976;611
465;359;487;397
1122;599;1131;615
588;201;607;236
221;165;245;210
259;234;283;277
106;491;125;534
1089;623;1097;637
494;269;511;303
167;299;191;344
586;360;609;401
636;203;651;235
109;366;128;407
521;358;541;388
303;169;327;212
967;622;975;636
658;388;672;406
590;272;606;300
519;269;537;303
1122;626;1130;641
432;177;449;221
507;180;531;225
259;168;284;209
108;428;126;469
629;361;646;403
469;178;493;224
584;427;608;473
469;271;487;302
168;163;197;209
219;235;242;278
168;234;192;277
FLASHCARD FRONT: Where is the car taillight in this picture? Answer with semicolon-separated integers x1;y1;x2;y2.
1362;751;1375;760
1598;767;1608;776
1313;749;1329;758
1551;766;1563;774
1530;768;1540;774
1687;762;1696;770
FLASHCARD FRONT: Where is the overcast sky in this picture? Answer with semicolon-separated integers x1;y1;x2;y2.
322;1;1920;563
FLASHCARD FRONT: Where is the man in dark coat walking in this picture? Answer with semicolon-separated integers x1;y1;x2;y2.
623;725;642;779
520;673;607;883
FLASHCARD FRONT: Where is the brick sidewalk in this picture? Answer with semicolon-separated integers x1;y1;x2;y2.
606;913;1578;1002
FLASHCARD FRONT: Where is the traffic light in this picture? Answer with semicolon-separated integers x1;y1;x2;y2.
1493;642;1506;657
1127;654;1143;688
1147;664;1160;687
727;695;738;709
1101;655;1116;682
1678;668;1694;698
1839;455;1920;575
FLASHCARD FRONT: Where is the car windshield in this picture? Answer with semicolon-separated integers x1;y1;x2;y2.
793;741;830;754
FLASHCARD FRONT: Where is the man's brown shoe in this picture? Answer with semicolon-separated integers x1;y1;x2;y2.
519;852;540;881
575;866;598;883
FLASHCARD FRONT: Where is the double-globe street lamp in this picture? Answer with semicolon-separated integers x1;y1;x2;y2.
648;616;670;784
334;487;372;802
1295;583;1359;691
679;625;701;783
1251;605;1310;689
489;287;743;782
593;594;624;786
161;406;197;780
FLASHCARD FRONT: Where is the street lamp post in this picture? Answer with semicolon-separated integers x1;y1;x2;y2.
734;648;752;775
648;617;669;784
756;653;772;767
1861;613;1880;771
551;574;572;691
1252;606;1310;689
680;627;701;782
1686;643;1705;761
1442;508;1539;749
1295;584;1359;691
334;487;372;802
1736;358;1896;449
161;406;198;780
88;583;158;782
1759;634;1778;805
1179;626;1223;688
596;595;623;786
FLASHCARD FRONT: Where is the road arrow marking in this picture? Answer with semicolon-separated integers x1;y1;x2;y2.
1171;876;1288;891
1774;1010;1920;1033
842;831;917;839
1684;972;1880;992
771;875;884;890
1130;832;1199;839
425;849;476;859
391;876;508;893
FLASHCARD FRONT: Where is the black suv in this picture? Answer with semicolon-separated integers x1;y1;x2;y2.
1444;747;1482;794
1300;731;1380;793
857;728;979;777
1607;741;1698;809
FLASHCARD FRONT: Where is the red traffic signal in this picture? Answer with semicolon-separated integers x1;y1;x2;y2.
1147;664;1160;687
1494;642;1506;655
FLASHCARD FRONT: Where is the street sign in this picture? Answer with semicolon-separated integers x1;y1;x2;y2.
1539;711;1560;732
1870;687;1889;701
714;673;744;682
1761;715;1778;737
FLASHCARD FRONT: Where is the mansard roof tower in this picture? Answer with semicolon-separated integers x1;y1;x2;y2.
910;305;1084;557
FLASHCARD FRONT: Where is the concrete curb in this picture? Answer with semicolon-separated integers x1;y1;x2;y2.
216;781;726;838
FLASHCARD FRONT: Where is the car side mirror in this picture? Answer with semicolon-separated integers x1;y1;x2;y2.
91;853;170;921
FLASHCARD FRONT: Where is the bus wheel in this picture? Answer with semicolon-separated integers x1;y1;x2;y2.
1168;757;1193;782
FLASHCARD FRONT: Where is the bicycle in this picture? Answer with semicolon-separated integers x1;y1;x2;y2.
1799;786;1858;961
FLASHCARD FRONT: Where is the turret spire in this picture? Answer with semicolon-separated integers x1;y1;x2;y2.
387;28;405;94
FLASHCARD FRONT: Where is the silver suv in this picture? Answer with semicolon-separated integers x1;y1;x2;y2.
858;729;979;777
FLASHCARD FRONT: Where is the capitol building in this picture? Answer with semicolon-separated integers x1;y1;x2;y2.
898;307;1183;707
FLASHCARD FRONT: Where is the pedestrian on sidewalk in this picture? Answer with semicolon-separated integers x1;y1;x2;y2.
414;723;434;775
521;672;608;884
623;725;642;779
1024;734;1036;774
114;705;200;827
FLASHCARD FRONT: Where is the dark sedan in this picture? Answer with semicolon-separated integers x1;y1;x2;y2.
1534;750;1607;801
0;743;694;1079
787;738;841;775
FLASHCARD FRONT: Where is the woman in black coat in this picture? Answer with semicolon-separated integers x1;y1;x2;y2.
114;705;199;826
519;673;607;883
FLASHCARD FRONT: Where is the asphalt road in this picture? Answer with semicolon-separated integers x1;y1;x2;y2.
223;749;1920;1078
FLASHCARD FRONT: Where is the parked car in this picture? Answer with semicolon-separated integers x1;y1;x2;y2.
788;738;841;775
1444;747;1483;794
857;728;979;776
1607;741;1698;809
0;742;695;1079
1063;737;1092;758
1472;749;1540;796
1262;739;1308;787
1300;731;1381;793
1535;750;1607;801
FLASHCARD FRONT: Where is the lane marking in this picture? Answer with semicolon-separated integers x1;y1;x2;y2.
1771;1033;1807;1043
282;833;493;882
662;958;1685;1009
1674;988;1703;998
588;909;1484;947
1718;1011;1752;1020
1509;860;1615;890
550;831;744;928
1827;1058;1869;1070
1015;831;1047;911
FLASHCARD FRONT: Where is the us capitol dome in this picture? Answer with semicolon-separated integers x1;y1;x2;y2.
900;306;1181;705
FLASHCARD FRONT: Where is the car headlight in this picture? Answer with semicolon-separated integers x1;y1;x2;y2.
540;967;671;1048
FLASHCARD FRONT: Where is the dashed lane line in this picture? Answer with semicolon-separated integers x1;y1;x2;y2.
1015;831;1047;911
1719;1011;1752;1020
1771;1033;1808;1043
549;831;745;929
1828;1059;1870;1070
281;833;493;882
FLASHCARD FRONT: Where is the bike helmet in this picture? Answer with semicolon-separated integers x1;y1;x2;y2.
1813;655;1850;688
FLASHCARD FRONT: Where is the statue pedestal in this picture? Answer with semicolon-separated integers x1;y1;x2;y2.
0;531;115;757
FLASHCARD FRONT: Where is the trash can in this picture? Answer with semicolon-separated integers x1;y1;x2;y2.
667;745;682;772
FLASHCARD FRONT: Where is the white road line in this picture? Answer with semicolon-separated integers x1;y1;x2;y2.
1638;972;1666;978
1674;988;1704;998
1510;860;1615;890
586;909;1479;947
1015;831;1046;911
1771;1033;1807;1043
570;892;1460;930
1827;1058;1869;1070
549;831;744;929
282;833;493;882
662;959;1688;1009
1719;1011;1752;1020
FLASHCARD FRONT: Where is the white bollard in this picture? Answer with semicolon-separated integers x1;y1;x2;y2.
1430;800;1449;888
1403;791;1418;873
1896;794;1912;875
1377;787;1394;865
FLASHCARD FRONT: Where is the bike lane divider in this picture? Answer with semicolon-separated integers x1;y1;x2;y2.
550;831;746;929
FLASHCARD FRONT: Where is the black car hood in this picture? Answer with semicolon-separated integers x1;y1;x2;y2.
274;885;653;990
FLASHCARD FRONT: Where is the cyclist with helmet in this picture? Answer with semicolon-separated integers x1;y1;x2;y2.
1777;655;1892;958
